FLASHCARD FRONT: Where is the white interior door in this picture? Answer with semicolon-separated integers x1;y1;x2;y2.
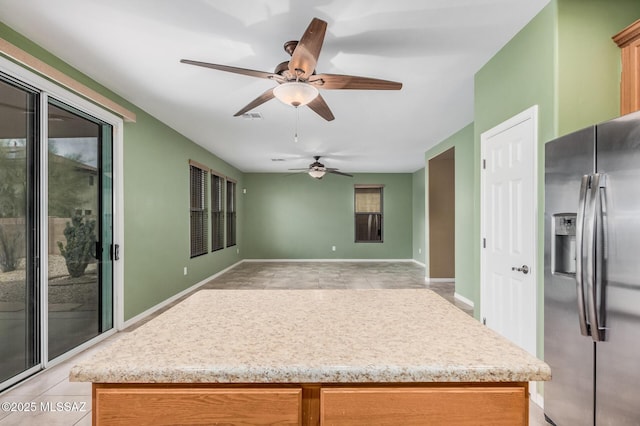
481;106;537;357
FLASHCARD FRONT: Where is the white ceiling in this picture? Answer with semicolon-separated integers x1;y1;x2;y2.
0;0;549;173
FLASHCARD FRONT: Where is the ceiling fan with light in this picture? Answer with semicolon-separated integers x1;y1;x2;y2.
289;156;353;179
180;18;402;121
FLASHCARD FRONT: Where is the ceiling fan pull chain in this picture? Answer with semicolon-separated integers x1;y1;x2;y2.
294;106;299;143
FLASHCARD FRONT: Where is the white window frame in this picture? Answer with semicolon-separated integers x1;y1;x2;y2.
0;55;125;369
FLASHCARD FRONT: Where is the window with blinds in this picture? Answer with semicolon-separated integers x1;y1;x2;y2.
354;185;383;242
211;172;224;251
189;162;208;257
226;179;237;247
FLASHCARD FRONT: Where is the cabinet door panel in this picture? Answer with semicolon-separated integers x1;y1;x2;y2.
320;385;527;426
94;385;301;425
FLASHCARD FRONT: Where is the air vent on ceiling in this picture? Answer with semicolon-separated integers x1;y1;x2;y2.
241;112;263;120
271;158;285;162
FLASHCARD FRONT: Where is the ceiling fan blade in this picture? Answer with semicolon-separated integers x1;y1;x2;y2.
233;88;275;116
181;59;279;80
306;94;335;121
288;18;327;79
309;74;402;90
287;168;310;171
328;170;353;177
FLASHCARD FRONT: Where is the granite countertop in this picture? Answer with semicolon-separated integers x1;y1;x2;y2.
69;289;551;384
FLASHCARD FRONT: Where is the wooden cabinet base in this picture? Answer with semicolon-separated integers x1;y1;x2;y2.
92;382;528;425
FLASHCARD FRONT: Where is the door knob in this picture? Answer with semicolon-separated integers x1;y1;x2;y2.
511;265;529;274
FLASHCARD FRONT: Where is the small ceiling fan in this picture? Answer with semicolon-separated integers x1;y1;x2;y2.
289;156;353;179
180;17;402;121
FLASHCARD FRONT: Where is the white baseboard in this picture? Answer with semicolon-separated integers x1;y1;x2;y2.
243;258;416;263
530;382;544;408
425;278;455;283
454;292;475;307
411;259;426;267
120;260;244;330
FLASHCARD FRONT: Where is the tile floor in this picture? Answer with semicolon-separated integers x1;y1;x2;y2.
0;261;547;425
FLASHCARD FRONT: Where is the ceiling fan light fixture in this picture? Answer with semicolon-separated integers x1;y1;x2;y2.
273;82;318;107
308;169;326;179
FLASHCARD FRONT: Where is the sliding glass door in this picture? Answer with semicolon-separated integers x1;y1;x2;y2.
47;99;113;360
0;70;115;389
0;78;39;384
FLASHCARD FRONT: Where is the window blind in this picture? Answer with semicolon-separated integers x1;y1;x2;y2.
354;185;383;242
189;163;208;257
211;172;224;251
226;179;236;247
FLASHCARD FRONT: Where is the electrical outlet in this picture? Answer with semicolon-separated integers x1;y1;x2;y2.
418;248;422;254
332;246;336;251
236;248;240;254
183;267;187;276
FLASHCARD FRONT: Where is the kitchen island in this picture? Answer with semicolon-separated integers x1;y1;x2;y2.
70;289;550;425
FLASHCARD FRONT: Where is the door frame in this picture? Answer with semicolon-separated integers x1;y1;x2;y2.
0;55;124;372
480;105;538;358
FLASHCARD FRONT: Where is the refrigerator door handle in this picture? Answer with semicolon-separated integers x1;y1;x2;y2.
575;174;591;336
585;173;607;342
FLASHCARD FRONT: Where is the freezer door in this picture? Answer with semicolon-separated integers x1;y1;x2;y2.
544;127;595;426
595;112;640;425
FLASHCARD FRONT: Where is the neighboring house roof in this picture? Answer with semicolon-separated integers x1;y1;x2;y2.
0;146;97;174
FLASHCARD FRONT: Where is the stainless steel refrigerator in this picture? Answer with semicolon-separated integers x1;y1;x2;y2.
544;110;640;425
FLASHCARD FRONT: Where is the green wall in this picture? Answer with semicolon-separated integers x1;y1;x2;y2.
123;115;243;319
243;173;413;259
425;123;474;302
0;21;244;321
6;0;638;326
412;168;426;264
474;2;557;339
469;0;640;363
557;0;640;134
